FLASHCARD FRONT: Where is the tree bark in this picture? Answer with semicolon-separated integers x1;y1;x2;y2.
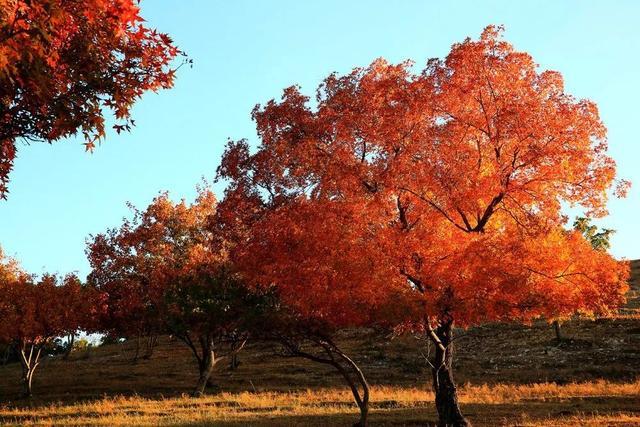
194;347;218;397
19;344;42;398
553;321;562;342
332;347;369;427
287;339;370;426
430;322;470;427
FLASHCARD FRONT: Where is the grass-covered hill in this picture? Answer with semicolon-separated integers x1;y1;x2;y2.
0;260;638;426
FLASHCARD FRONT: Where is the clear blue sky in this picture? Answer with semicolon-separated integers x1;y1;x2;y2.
1;1;638;278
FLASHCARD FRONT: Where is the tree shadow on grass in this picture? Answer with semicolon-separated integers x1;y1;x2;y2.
1;396;638;426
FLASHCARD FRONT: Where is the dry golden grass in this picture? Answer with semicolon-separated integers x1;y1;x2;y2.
524;413;640;427
1;380;639;426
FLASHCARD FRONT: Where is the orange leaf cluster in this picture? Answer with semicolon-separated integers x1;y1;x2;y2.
0;0;182;198
86;187;222;338
0;248;101;349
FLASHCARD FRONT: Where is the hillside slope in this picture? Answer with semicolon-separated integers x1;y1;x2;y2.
0;260;638;425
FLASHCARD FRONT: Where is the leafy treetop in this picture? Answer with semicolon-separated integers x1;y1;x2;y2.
218;26;630;331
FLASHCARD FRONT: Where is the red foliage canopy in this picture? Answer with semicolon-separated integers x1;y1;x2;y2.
219;26;629;331
0;253;98;350
86;188;220;338
0;0;182;197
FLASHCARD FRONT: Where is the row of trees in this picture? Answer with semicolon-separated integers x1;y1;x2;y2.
0;25;631;427
0;194;625;425
0;188;382;416
0;253;102;396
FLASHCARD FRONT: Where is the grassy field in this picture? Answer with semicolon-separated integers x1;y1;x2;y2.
0;260;638;426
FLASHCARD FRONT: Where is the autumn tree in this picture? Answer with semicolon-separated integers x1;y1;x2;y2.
57;273;104;360
552;217;617;341
218;26;629;426
217;158;415;427
165;265;273;396
0;248;23;365
87;206;173;360
86;189;219;359
87;187;266;394
0;0;184;198
0;266;97;397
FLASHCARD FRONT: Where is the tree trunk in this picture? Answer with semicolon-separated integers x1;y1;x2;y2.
229;353;240;370
333;349;369;427
174;333;247;397
19;344;42;398
63;333;75;360
291;339;370;426
430;322;470;427
193;346;219;396
23;366;34;397
132;334;141;362
142;335;158;359
553;321;562;342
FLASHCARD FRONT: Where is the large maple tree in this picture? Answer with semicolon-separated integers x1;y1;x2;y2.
0;0;182;198
218;26;629;426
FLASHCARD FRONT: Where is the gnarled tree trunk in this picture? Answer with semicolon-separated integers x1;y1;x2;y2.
331;346;369;427
284;338;370;426
428;322;470;427
176;333;247;397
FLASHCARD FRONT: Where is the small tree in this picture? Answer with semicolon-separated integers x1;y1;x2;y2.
87;186;264;393
0;272;91;397
86;191;217;359
58;275;98;360
552;217;617;341
0;247;25;367
165;266;271;396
